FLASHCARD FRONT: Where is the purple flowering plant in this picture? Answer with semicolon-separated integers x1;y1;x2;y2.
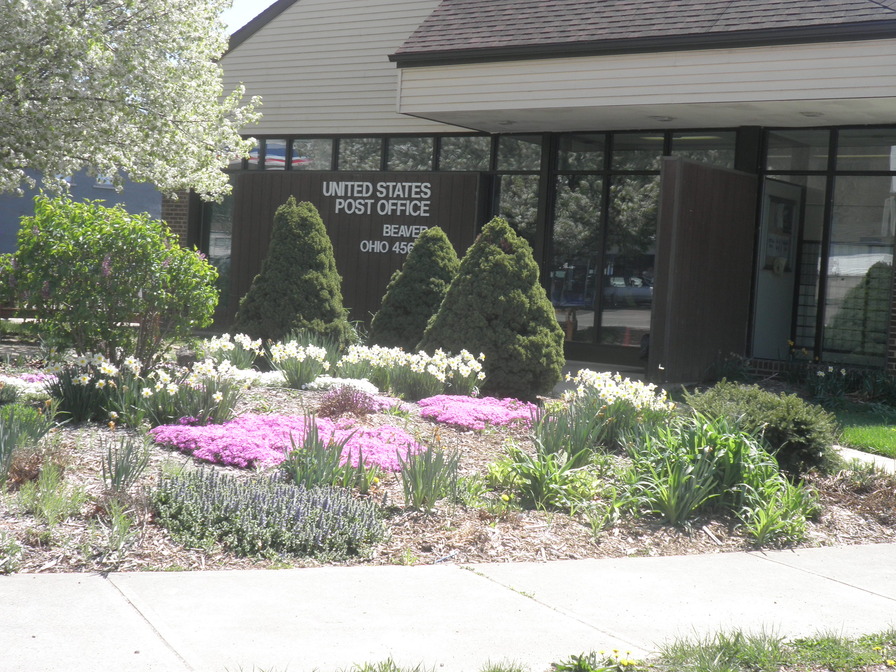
150;413;424;471
417;395;538;431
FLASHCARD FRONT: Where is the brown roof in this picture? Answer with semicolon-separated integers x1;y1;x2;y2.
392;0;896;64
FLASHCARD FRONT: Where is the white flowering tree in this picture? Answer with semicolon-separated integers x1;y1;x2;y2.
0;0;260;199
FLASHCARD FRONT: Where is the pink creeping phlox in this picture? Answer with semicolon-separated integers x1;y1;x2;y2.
149;413;424;471
417;395;537;431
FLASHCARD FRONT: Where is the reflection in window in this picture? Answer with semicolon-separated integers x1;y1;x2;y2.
611;133;663;171
386;137;434;171
497;174;539;246
264;139;287;170
557;134;605;171
338;138;382;171
439;136;491;171
671;132;736;169
823;176;895;366
551;175;603;342
497;135;543;171
766;130;830;172
247;144;261;170
601;175;659;347
291;139;333;170
203;188;234;308
836;129;896;172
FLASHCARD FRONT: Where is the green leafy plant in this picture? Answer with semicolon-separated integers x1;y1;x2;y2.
684;381;838;476
369;226;460;351
0;380;19;405
100;434;151;493
561;370;675;451
530;404;600;469
17;462;87;529
7;196;218;370
280;416;380;493
153;469;384;560
656;629;789;672
552;649;643;672
398;441;460;510
0;531;23;574
504;442;592;511
267;340;331;389
47;363;113;423
0;402;55;487
95;497;140;558
233;198;354;347
739;466;819;545
629;445;720;526
198;333;263;370
418;217;564;399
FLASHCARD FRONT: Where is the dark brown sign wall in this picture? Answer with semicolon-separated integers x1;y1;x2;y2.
648;158;758;383
228;171;486;324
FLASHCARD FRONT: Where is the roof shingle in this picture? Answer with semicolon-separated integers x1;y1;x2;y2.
393;0;896;60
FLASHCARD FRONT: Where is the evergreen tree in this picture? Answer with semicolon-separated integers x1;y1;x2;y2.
419;217;564;398
233;198;353;345
369;227;459;350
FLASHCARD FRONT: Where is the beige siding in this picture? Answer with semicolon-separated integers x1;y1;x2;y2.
397;39;896;123
222;0;467;135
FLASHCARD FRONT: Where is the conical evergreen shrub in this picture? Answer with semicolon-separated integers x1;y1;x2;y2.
233;197;353;346
369;227;459;350
419;217;564;399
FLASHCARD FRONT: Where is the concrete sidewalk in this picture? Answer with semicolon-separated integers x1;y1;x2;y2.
2;543;895;672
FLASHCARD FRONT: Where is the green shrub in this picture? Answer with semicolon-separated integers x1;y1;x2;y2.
418;217;564;399
625;414;818;533
683;382;838;476
233;198;354;347
369;227;459;350
152;468;384;560
6;196;218;370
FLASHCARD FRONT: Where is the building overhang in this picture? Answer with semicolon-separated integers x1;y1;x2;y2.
395;38;896;133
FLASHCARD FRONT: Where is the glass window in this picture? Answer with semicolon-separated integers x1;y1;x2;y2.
551;175;603;342
557;134;606;171
600;174;659;347
836;129;896;172
386;137;434;171
291;138;333;170
497;135;542;171
822;175;895;366
497;174;540;246
247;144;261;170
611;132;664;171
766;130;830;171
772;175;828;354
439;136;491;171
203;187;234;308
338;137;382;171
264;139;287;170
671;131;736;169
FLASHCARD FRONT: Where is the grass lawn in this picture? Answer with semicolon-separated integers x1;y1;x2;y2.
835;403;896;459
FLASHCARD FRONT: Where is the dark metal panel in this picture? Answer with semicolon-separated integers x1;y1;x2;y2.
222;171;484;328
649;158;758;383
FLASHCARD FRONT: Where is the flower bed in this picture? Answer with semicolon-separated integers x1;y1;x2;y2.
149;413;424;471
417;395;537;431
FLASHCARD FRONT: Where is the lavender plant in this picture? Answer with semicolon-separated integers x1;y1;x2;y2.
152;469;385;560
